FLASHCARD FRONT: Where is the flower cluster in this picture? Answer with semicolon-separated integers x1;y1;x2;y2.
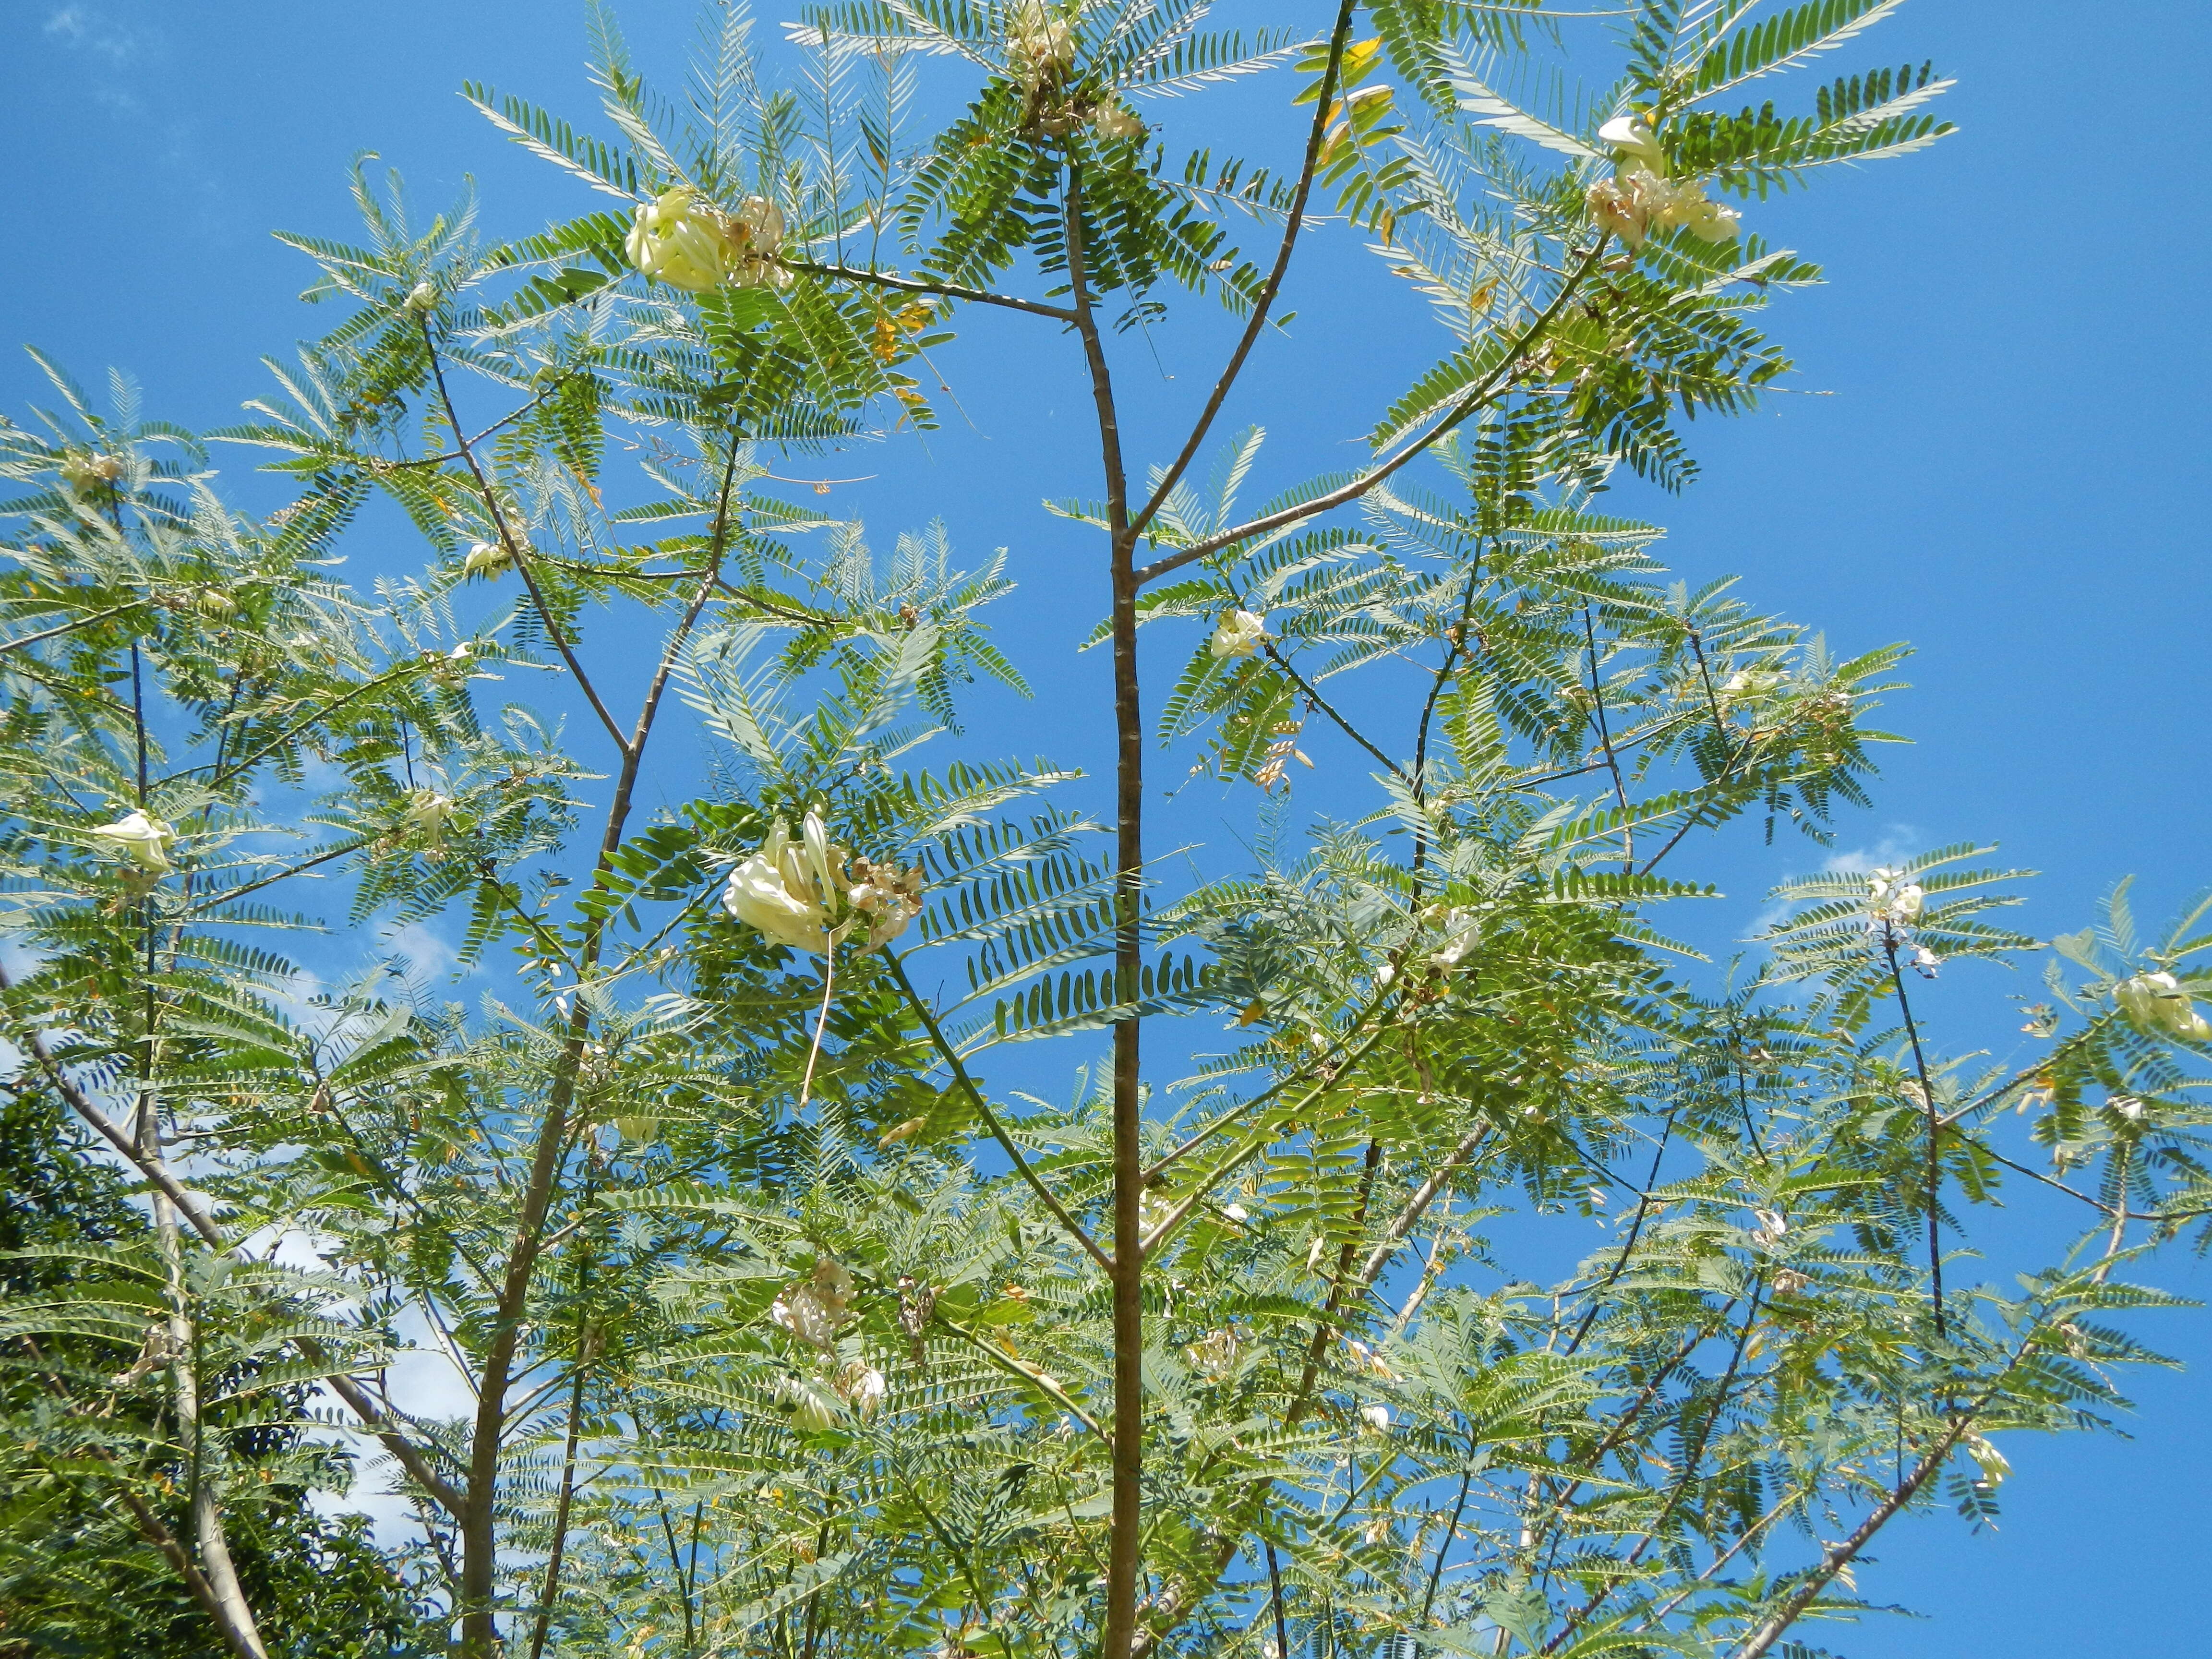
625;186;790;294
722;810;924;955
769;1262;886;1427
2114;971;2212;1041
1209;609;1267;661
1859;866;1941;973
1007;0;1075;89
59;451;124;494
1863;867;1941;977
1586;117;1741;248
771;1259;855;1349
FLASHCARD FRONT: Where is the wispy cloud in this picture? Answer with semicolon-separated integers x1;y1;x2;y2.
43;4;140;63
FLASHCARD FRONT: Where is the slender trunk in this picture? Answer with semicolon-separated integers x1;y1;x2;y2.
141;1015;266;1659
455;490;736;1659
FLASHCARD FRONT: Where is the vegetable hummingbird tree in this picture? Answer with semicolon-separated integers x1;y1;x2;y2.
4;4;2209;1659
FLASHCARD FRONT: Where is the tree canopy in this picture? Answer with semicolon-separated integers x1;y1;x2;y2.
2;5;2206;1659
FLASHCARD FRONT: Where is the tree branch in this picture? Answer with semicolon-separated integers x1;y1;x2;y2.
1126;1;1360;542
1134;244;1610;586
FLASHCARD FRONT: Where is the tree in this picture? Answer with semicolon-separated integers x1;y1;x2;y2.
3;3;2206;1658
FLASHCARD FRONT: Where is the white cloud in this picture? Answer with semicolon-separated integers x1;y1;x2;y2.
1819;827;1924;878
44;4;139;63
384;920;465;982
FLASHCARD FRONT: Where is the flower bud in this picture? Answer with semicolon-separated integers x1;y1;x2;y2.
404;280;439;313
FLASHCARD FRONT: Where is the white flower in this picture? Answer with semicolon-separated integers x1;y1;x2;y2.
1222;1203;1249;1223
1357;1403;1391;1434
1007;0;1075;86
779;1374;843;1432
626;187;789;294
1587;166;1741;248
1209;609;1267;661
2115;971;2212;1040
404;280;439;313
1751;1208;1787;1246
1597;115;1665;174
769;1259;855;1350
1722;667;1783;698
1429;907;1480;973
626;187;732;292
60;452;124;493
1675;192;1742;242
724;812;843;953
2110;1095;2147;1123
1864;869;1926;930
1092;100;1145;142
402;790;458;845
462;541;511;579
835;1361;888;1419
90;810;176;872
1771;1268;1811;1296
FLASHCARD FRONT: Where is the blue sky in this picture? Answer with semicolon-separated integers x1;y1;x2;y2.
3;2;2207;1652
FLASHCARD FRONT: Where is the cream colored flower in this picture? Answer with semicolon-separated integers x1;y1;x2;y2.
1864;869;1925;929
402;790;458;845
1007;0;1075;86
462;541;511;580
1588;167;1741;248
1209;609;1267;660
1429;907;1480;973
835;1360;888;1418
1092;100;1145;142
60;452;124;493
724;812;843;953
769;1259;855;1351
1357;1403;1391;1434
2115;971;2212;1041
626;187;733;292
724;811;923;955
404;280;439;313
90;810;176;872
625;187;789;292
1675;192;1743;243
779;1373;842;1432
1598;115;1665;174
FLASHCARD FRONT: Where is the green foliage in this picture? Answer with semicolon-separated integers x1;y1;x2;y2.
5;7;2200;1659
